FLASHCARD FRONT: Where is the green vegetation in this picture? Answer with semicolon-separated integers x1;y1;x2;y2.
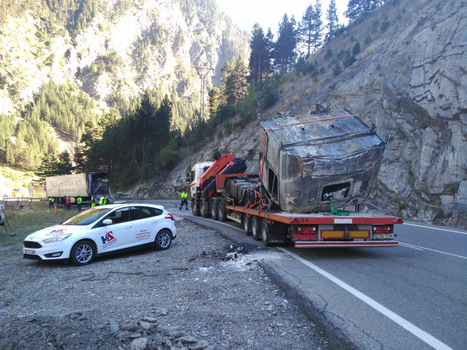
326;0;340;40
0;203;75;246
300;2;323;57
36;151;74;177
345;0;384;21
0;166;36;196
79;94;177;189
0;80;99;170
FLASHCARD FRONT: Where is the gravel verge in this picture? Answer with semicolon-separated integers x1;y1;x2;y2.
0;218;327;349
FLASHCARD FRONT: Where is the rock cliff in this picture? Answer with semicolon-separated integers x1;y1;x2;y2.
145;0;466;228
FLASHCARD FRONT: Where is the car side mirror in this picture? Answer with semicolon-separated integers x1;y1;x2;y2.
103;219;113;225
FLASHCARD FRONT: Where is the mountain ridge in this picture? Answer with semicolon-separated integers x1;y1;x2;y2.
0;0;249;165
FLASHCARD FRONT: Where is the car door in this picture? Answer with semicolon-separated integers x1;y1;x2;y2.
130;206;164;244
98;207;135;252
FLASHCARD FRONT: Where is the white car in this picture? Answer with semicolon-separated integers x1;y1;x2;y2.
23;204;177;266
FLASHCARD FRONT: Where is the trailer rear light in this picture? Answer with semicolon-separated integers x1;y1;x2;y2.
165;214;174;221
296;225;317;234
292;225;318;241
372;225;393;234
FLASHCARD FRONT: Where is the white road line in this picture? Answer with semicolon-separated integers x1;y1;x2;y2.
278;247;453;350
398;242;424;251
398;242;467;260
404;222;467;235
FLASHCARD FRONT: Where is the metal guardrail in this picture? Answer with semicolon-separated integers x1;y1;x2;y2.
1;197;47;208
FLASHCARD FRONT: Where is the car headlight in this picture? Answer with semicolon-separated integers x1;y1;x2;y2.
43;233;72;244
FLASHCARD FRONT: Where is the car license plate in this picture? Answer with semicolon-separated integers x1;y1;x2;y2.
373;233;393;240
24;249;36;255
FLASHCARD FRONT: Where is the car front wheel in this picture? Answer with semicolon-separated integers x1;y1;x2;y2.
70;240;96;266
155;229;172;250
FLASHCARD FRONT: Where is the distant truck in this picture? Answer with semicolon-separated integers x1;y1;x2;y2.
188;109;403;247
45;172;112;205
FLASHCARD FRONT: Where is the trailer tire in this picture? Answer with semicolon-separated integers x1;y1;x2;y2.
261;218;272;246
192;200;200;216
251;216;261;240
242;214;252;236
217;198;227;222
210;198;219;220
200;199;209;218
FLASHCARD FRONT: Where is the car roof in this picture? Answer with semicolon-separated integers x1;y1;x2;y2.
101;203;165;210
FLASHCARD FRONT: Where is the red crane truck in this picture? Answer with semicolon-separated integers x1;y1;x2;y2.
189;109;403;247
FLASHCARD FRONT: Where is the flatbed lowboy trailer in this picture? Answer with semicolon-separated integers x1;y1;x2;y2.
223;201;402;247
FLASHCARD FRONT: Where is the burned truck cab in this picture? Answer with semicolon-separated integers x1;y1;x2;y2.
260;109;386;213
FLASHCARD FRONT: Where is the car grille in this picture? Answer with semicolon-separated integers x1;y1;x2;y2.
24;241;42;249
23;254;42;261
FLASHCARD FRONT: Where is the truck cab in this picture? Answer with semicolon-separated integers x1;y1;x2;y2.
188;162;213;198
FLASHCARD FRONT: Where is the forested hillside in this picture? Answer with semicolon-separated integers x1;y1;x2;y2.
0;0;248;171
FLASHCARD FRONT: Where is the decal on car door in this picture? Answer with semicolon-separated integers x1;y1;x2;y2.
101;231;117;248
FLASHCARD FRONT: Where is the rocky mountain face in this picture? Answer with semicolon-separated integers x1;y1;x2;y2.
142;0;466;228
0;0;249;129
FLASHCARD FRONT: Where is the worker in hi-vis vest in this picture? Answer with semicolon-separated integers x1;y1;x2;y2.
77;197;82;212
179;190;189;210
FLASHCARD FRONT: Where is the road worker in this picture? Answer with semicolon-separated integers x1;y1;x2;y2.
179;190;189;210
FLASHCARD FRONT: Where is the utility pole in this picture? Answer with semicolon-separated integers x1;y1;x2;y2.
195;66;213;119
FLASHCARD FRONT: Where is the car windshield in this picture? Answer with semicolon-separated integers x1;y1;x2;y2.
62;207;112;226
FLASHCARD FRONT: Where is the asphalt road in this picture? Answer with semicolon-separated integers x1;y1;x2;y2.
130;200;467;350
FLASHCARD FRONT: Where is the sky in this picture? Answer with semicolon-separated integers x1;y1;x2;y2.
216;0;349;35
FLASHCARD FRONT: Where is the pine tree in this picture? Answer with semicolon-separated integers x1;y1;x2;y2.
208;87;221;117
274;14;298;72
345;0;384;21
326;0;339;40
312;0;323;52
220;56;248;106
220;57;236;105
300;5;314;57
249;24;272;86
6;144;15;167
36;152;58;177
56;150;74;174
153;95;172;153
132;92;156;162
232;55;249;102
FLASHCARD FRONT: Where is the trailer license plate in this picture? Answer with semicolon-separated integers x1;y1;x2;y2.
24;249;35;255
374;233;393;240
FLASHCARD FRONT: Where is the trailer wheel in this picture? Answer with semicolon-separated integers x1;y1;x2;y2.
242;214;252;236
217;198;227;222
192;200;200;216
261;218;272;246
200;199;209;218
210;198;219;220
251;216;261;240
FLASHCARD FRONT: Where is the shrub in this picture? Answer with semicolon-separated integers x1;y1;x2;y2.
342;53;356;68
352;41;361;56
380;18;390;32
